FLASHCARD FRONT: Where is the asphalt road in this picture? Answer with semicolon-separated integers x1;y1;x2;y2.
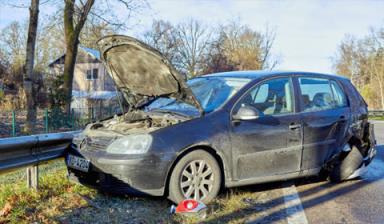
295;121;384;224
238;121;384;224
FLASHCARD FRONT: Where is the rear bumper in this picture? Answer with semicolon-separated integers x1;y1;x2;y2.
65;145;172;196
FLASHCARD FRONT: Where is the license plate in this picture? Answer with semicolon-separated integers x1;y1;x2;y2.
67;154;90;172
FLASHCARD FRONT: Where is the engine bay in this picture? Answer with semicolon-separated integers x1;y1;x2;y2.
85;110;189;136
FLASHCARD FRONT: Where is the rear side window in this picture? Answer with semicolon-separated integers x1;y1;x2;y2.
330;80;348;107
298;77;347;112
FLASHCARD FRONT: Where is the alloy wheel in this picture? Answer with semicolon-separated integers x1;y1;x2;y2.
180;160;214;201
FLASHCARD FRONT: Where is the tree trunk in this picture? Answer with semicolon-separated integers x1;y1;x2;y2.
24;0;39;134
63;0;95;114
63;40;79;114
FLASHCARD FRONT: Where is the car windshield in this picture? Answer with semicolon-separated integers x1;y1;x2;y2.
146;77;251;115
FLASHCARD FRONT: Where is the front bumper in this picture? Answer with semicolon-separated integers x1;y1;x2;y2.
65;144;172;196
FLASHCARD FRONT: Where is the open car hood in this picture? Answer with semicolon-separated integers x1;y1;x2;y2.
97;35;203;114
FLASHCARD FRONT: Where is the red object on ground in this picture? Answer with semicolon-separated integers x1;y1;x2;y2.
171;199;207;215
176;199;199;213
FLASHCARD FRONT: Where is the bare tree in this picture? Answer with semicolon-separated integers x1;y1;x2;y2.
62;0;95;114
175;19;212;78
24;0;40;133
333;27;384;109
142;19;213;78
202;22;278;74
220;22;277;70
202;33;235;74
62;0;146;113
0;22;26;70
142;19;278;78
142;20;179;64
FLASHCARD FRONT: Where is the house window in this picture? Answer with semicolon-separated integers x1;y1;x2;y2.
86;68;98;80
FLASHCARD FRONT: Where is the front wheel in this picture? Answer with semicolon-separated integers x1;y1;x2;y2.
168;150;221;204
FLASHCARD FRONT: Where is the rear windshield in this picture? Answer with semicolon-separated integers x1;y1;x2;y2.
343;80;368;108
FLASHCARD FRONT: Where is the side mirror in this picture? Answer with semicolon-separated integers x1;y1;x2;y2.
233;105;260;120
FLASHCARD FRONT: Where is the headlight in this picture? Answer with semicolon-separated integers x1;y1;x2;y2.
106;134;153;155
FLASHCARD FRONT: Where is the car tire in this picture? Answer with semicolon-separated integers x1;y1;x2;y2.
168;150;221;204
329;145;363;182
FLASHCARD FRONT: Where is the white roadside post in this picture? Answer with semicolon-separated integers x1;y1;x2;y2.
27;165;39;189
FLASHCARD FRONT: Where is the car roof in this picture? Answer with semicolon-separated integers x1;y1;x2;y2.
203;70;349;81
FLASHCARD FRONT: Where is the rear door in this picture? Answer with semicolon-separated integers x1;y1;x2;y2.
296;76;350;170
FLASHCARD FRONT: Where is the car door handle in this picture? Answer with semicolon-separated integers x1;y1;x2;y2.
289;123;301;130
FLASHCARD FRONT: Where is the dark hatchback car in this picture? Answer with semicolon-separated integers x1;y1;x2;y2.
66;35;376;204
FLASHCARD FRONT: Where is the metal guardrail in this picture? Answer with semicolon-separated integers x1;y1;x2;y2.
0;131;79;188
369;110;384;117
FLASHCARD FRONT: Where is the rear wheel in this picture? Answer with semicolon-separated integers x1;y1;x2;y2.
168;150;221;204
329;145;363;182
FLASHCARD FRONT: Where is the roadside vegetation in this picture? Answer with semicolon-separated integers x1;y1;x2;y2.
369;116;384;121
333;26;384;110
0;161;287;224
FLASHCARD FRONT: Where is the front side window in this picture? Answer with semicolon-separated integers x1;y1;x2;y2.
298;77;347;112
235;78;294;115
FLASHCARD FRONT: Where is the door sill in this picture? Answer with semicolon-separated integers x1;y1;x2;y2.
226;168;320;188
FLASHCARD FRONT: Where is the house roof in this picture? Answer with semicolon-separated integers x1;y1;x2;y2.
80;46;100;60
48;46;101;67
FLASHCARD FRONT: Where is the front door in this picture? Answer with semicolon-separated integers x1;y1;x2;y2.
230;77;302;180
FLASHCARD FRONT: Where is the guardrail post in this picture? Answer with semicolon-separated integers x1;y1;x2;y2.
11;111;16;137
27;164;39;189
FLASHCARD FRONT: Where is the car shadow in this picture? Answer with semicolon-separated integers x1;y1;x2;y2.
205;144;384;223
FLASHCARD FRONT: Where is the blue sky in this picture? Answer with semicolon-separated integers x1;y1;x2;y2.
1;0;384;73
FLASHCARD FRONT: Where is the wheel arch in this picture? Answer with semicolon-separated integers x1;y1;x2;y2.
163;144;227;196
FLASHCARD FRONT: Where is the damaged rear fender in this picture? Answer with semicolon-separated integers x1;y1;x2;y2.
325;121;376;179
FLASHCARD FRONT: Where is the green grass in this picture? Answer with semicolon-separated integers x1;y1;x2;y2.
369;116;384;121
0;160;95;223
